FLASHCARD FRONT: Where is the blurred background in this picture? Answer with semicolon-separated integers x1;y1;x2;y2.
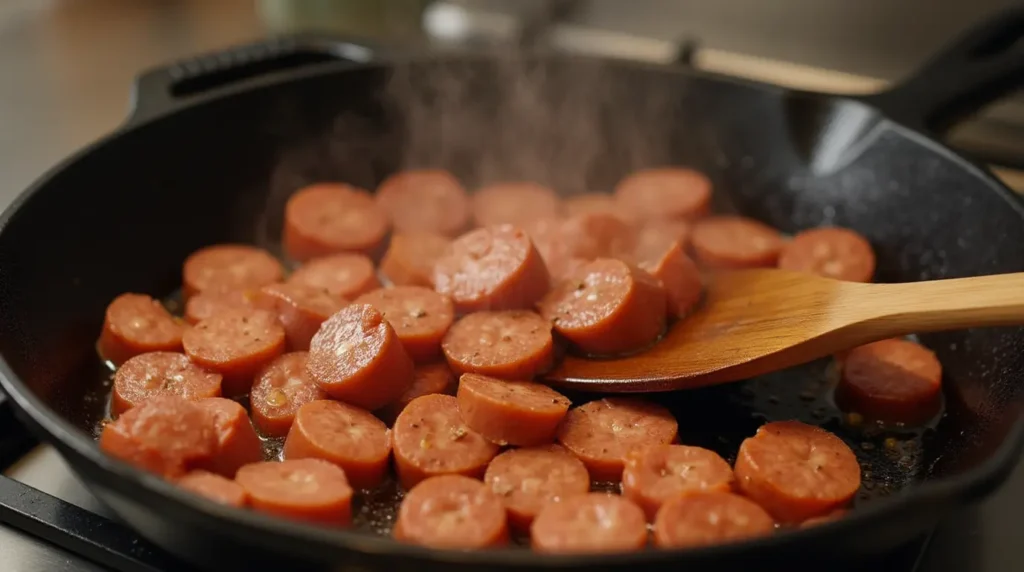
0;0;1022;200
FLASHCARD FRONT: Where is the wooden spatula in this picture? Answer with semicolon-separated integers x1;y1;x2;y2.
544;268;1024;392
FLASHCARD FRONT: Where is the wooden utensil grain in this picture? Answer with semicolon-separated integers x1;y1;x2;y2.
545;269;1024;392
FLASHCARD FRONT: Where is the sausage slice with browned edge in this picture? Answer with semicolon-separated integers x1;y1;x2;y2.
99;395;216;479
354;286;455;363
235;459;353;526
377;362;456;424
379;232;452;288
111;352;222;417
484;445;590;530
530;493;648;554
394;475;509;549
457;373;571;446
195;398;263;478
433;225;550;313
306;304;415;410
392;394;499;489
471;182;561;227
691;215;785;269
182;308;286;396
613;167;712;221
283;183;390;261
177;470;248;507
283;399;392;489
653;491;775;548
441;310;554;380
838;338;943;424
636;239;704;319
734;421;861;523
778;227;876;283
98;293;183;366
375;169;471;237
250;352;326;437
258;282;348;351
539;258;666;356
286;253;380;300
621;444;735;520
557;397;678;481
182;245;284;300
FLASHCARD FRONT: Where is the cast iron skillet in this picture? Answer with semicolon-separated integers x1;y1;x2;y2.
1;9;1024;572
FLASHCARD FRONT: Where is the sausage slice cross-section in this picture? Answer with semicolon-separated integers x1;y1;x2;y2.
457;373;571;446
250;352;326;437
734;420;861;523
391;394;499;489
375;169;470;237
306;304;415;410
653;491;775;548
182;244;283;299
613;167;712;221
195;398;263;478
556;397;678;481
354;286;455;363
283;399;392;489
283;183;390;261
530;493;648;554
235;459;353;526
182;308;286;396
691;216;785;269
111;352;222;417
441;310;554;380
621;444;735;520
471;182;561;227
838;338;943;424
287;253;380;300
377;362;456;424
777;227;876;283
635;239;703;319
394;475;509;549
177;470;248;507
484;445;590;530
99;293;183;366
257;282;348;351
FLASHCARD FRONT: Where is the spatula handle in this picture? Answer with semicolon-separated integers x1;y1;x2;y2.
865;272;1024;333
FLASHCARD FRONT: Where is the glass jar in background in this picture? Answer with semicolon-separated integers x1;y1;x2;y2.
256;0;434;41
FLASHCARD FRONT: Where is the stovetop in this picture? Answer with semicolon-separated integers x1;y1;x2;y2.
1;2;1024;571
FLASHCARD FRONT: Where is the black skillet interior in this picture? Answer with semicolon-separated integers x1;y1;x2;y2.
2;11;1024;572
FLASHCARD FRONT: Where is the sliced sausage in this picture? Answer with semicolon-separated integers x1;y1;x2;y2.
184;288;272;325
524;219;583;283
633;219;692;256
433;225;550;313
563;192;620;218
283;399;392;490
837;339;942;424
442;310;554;380
250;352;326;438
734;420;861;523
556;397;678;481
235;459;353;526
377;362;456;424
182;244;284;299
283;183;390;261
98;293;183;366
484;445;590;530
530;493;648;554
457;373;571;446
539;258;666;356
379;232;451;288
394;475;509;549
375;169;470;237
777;227;876;283
182;308;286;396
111;352;222;417
621;444;735;520
258;282;348;351
392;394;499;489
306;304;415;410
353;286;455;363
471;182;561;227
287;253;380;300
653;491;775;549
613;168;712;221
636;239;703;319
559;212;637;261
99;394;216;479
195;398;264;478
177;470;248;507
691;215;785;269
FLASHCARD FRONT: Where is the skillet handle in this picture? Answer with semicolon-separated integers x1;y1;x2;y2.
126;34;383;126
862;8;1024;135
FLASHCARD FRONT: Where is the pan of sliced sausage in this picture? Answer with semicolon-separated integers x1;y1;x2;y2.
1;9;1024;572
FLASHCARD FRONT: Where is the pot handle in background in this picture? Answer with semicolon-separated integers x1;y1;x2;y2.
861;8;1024;136
126;34;386;126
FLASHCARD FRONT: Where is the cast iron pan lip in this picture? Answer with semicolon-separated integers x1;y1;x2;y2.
1;52;1023;565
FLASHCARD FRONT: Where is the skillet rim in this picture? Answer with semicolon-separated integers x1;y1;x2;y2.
1;52;1023;567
